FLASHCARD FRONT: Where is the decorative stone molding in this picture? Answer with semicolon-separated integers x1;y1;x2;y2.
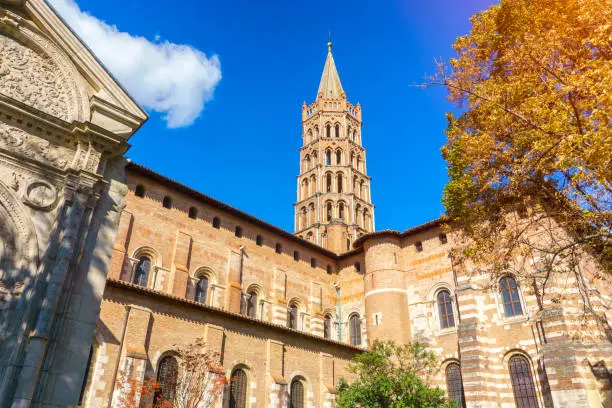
22;179;57;210
0;122;71;169
0;21;87;122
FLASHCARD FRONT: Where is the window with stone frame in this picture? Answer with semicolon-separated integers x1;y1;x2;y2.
133;256;151;287
289;377;305;408
445;363;466;408
155;356;178;404
223;368;247;408
195;275;209;304
508;355;539;408
499;276;524;317
349;314;361;346
287;303;299;329
437;290;456;329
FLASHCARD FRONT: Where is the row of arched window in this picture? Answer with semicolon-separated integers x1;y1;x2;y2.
299;173;369;200
303;124;361;145
433;275;524;332
302;149;364;172
445;354;540;408
152;350;539;408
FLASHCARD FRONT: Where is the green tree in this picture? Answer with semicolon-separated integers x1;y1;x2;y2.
335;340;452;408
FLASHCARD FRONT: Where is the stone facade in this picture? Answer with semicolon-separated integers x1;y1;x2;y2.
0;2;610;408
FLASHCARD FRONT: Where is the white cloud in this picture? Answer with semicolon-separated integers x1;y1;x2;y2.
49;0;221;128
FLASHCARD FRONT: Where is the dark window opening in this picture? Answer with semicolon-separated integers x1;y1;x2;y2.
188;207;198;219
224;368;247;408
162;196;172;209
235;226;242;238
256;235;263;246
133;256;151;287
135;185;145;198
275;243;282;254
311;258;316;268
195;276;209;304
246;291;258;318
415;241;423;252
212;217;221;229
326;264;332;275
355;262;361;272
349;314;361;346
288;304;299;329
294;251;300;261
439;233;448;244
324;314;332;339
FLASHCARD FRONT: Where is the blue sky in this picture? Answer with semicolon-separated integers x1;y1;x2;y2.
56;0;494;232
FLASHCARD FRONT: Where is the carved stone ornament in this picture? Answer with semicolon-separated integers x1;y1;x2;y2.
0;122;71;169
0;280;24;311
22;180;57;210
0;31;75;121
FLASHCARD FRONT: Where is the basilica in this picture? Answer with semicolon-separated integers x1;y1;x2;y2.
0;1;610;408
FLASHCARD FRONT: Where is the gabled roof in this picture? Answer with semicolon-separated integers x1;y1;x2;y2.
3;0;147;136
317;42;345;100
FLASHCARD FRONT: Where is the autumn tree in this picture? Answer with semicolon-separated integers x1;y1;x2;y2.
114;372;172;408
431;0;611;331
336;340;452;408
173;337;227;408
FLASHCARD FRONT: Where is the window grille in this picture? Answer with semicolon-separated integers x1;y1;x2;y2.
437;290;455;329
509;355;539;408
289;378;305;408
445;363;466;408
156;356;178;403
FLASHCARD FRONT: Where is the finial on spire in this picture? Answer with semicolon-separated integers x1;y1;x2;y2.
328;31;332;52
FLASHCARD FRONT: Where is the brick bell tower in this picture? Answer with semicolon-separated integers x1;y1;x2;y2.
294;41;375;253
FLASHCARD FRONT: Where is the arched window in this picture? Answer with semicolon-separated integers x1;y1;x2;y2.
325;150;331;165
188;207;198;219
156;356;178;403
326;202;332;222
324;314;332;339
225;368;247;408
337;174;343;193
304;155;311;171
288;303;299;329
336;150;342;164
326;124;331;138
335;124;340;138
246;289;258;318
212;217;221;229
300;208;306;229
314;126;319;138
289;377;305;408
135;185;145;198
500;276;523;317
350;152;355;167
508;355;539;408
356;156;362;171
235;226;242;238
133;256;151;287
306;130;312;144
437;290;455;329
362;209;368;229
349;314;361;346
445;363;466;408
195;275;209;304
338;202;345;221
163;196;172;209
326;174;332;192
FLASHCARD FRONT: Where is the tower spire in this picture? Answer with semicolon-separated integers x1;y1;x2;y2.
317;40;344;100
